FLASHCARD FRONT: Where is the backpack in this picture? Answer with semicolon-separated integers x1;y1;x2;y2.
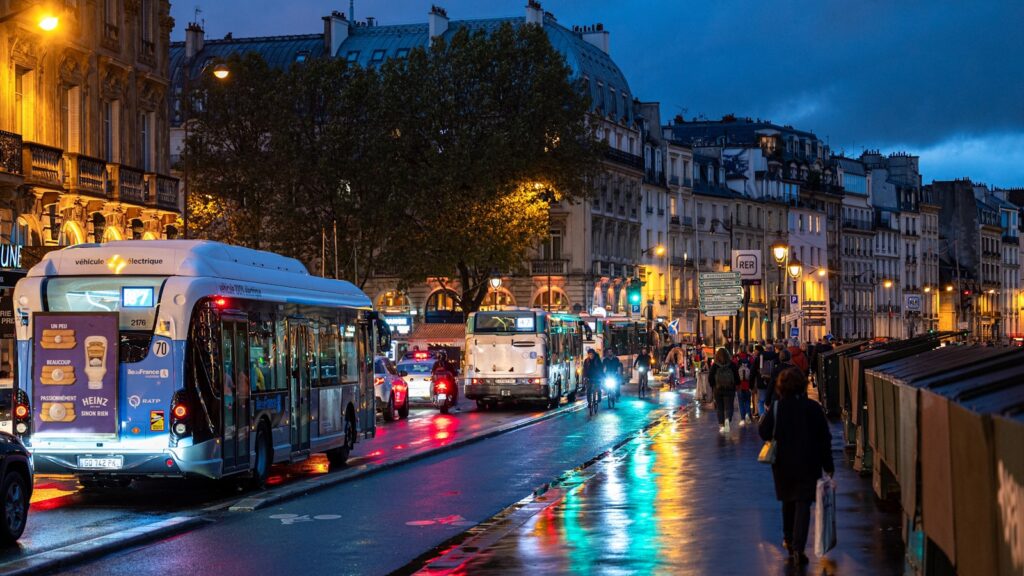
758;358;776;390
715;365;736;391
738;362;751;382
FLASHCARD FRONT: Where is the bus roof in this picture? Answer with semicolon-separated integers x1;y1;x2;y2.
26;240;372;307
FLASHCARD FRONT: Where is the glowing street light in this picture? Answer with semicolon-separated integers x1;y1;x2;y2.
883;279;893;289
772;240;789;265
38;14;59;31
212;63;230;79
787;260;803;280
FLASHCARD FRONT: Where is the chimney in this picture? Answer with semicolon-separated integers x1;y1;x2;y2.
582;23;609;54
185;22;204;59
428;5;448;44
366;16;375;27
525;0;543;26
322;10;349;57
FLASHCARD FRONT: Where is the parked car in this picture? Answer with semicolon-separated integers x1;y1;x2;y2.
397;353;437;404
374;356;409;421
0;432;32;543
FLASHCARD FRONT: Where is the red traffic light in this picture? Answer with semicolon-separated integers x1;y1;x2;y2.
962;290;971;296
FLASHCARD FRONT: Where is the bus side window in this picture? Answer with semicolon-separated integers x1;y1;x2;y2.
339;320;359;383
249;320;274;392
318;323;339;385
274;318;287;391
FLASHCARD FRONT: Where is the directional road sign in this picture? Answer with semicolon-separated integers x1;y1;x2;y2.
703;309;738;317
790;326;799;338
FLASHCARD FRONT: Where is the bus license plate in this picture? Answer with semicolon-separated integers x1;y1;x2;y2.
78;456;123;469
501;389;511;396
495;379;515;384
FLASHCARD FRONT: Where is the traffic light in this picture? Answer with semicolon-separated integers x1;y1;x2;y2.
627;279;643;306
961;289;973;310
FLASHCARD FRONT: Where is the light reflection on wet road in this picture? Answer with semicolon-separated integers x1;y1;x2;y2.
446;393;904;576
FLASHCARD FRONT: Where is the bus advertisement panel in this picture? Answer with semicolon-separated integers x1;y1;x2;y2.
32;312;118;438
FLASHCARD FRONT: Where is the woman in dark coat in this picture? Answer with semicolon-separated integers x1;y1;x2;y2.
708;347;740;433
758;367;835;565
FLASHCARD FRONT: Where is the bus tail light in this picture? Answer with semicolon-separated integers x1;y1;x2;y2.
170;390;191;444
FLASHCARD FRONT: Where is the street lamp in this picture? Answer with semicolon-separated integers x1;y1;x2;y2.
181;60;231;238
882;279;893;337
771;239;789;341
787;259;803;280
0;5;61;30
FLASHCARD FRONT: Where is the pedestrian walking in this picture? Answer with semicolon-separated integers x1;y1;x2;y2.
709;347;740;433
734;345;754;425
756;344;778;417
758;367;835;566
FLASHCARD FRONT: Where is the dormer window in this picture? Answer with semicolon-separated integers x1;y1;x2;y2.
396;48;410;59
295;50;310;63
371;49;386;62
346;51;360;63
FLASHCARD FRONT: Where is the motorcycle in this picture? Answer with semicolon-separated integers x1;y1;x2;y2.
603;374;619;409
432;373;458;414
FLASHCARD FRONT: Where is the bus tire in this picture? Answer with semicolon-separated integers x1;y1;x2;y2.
548;383;561;410
476;400;488;411
249;422;272;489
382;393;397;422
327;411;355;468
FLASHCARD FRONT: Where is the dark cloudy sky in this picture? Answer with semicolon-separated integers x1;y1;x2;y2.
172;1;1024;186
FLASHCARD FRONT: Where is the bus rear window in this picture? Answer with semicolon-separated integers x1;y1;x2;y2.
473;312;536;333
45;276;166;332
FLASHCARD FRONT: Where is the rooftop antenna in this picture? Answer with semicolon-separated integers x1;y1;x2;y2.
193;6;201;25
350;0;354;21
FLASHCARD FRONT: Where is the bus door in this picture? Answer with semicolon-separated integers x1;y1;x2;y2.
221;315;251;473
288;319;311;452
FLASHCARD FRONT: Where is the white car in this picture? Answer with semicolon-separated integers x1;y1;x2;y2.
374;356;409;421
396;356;437;404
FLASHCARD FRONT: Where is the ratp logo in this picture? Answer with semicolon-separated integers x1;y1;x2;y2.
128;395;141;408
107;254;127;274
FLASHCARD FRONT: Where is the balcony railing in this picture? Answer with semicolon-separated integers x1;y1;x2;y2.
669;175;679;185
530;259;568;276
682;216;693;227
842;219;873;231
683;177;693;187
148;173;180;212
670;215;680;226
604;148;643;170
0;130;23;177
65;153;107;198
108;164;147;205
23;142;63;188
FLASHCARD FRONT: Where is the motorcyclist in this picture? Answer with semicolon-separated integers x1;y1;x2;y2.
431;351;458;406
602;348;623;399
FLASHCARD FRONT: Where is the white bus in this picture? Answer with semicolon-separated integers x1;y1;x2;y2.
463;309;585;409
14;241;387;485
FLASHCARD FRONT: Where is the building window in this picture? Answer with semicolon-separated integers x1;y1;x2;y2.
139;112;152;171
104;0;116;24
371;49;386;62
294;51;309;63
540;230;562;261
61;85;83;153
140;0;152;43
91;213;106;243
346;51;359;63
102;100;121;163
425;290;461;312
396;48;409;59
14;67;27;135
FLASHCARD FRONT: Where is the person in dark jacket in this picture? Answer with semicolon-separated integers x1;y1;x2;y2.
708;347;740;433
758;367;835;565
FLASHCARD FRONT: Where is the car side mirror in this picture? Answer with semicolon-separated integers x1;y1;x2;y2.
399;370;408;377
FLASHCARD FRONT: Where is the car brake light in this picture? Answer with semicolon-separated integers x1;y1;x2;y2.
14;404;28;419
172;403;188;419
414;352;429;360
214;297;227;307
472;378;481;385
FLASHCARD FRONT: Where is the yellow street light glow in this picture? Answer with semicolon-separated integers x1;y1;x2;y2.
817;269;827;277
38;15;59;31
923;286;931;293
787;261;802;279
772;242;788;264
654;245;666;257
945;285;953;292
883;279;893;289
212;63;230;79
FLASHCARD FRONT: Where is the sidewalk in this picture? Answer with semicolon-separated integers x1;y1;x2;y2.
439;378;904;575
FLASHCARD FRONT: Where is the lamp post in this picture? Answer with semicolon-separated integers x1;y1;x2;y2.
0;5;61;29
488;273;502;310
787;258;802;341
771;239;789;341
180;60;230;238
883;279;893;338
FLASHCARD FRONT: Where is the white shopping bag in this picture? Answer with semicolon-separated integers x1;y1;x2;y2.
814;475;837;556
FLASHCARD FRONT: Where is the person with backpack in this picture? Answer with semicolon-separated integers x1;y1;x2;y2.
757;344;779;418
734;345;754;425
709;347;740;433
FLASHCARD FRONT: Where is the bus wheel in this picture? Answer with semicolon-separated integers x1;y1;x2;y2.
548;383;561;410
476;400;488;411
327;412;355;469
382;393;397;422
249;423;271;489
567;386;577;403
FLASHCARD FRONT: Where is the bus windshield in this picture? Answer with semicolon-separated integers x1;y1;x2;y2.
45;276;165;332
473;311;537;333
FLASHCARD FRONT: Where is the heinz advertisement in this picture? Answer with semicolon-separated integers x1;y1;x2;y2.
32;312;119;437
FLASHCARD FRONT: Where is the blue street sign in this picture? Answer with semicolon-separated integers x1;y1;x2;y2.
790;295;799;306
631;303;641;314
790;326;799;338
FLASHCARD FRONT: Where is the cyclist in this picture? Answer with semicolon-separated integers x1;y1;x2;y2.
583;348;604;415
634;347;653;398
602;348;623;401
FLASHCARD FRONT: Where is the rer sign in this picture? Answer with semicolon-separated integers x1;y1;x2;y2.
731;250;762;282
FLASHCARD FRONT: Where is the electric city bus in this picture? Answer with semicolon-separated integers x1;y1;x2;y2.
14;240;388;485
463;309;586;408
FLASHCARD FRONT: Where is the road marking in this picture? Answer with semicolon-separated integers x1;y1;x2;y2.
269;512;340;525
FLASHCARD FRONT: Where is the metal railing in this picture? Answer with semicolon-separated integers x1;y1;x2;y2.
65;153;107;198
0;130;23;176
23;142;63;188
604;148;643;169
108;164;147;205
148;173;180;211
530;259;568;276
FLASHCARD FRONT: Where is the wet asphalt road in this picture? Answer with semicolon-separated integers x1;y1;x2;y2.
57;388;674;575
3;403;554;566
433;392;904;576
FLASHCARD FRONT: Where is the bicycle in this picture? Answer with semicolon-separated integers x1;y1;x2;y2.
603;374;619;409
586;378;600;416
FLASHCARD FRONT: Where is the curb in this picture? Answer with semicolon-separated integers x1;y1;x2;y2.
0;516;207;576
227;399;587;512
402;406;680;575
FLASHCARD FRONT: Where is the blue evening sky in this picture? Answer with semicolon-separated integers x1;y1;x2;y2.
171;1;1024;187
